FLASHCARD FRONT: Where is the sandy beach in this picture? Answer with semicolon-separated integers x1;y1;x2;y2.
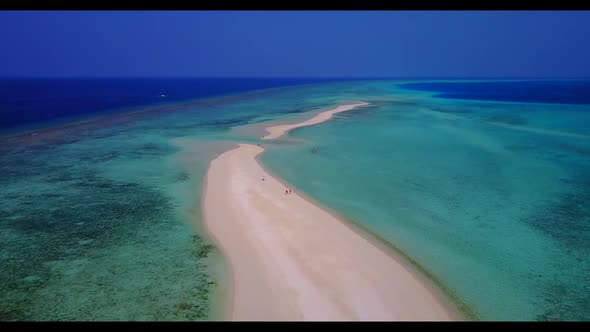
202;103;457;320
261;102;369;140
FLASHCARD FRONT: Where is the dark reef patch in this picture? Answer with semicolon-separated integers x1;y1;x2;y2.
522;168;590;321
428;106;474;115
536;277;590;321
485;114;528;126
174;172;191;183
525;189;590;253
0;134;214;321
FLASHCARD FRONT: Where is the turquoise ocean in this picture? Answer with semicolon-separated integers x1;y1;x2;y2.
1;79;589;320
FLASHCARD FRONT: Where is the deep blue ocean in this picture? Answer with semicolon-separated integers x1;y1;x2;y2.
0;78;340;131
5;79;589;134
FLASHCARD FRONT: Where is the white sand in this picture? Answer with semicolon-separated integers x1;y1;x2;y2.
201;103;457;321
261;102;369;140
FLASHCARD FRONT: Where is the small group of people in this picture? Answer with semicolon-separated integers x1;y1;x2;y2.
260;176;292;195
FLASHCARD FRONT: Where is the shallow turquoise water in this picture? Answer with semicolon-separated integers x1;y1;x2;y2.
2;80;589;320
0;83;359;320
259;82;590;320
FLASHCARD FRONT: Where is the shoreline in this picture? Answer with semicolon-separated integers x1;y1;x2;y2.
261;102;369;140
201;102;461;320
253;151;474;321
199;165;236;320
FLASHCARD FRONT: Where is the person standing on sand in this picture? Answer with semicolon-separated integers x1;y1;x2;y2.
285;189;289;195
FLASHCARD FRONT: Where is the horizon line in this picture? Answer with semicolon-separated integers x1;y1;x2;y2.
2;76;590;80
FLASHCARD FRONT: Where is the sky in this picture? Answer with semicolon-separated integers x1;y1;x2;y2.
0;10;589;78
